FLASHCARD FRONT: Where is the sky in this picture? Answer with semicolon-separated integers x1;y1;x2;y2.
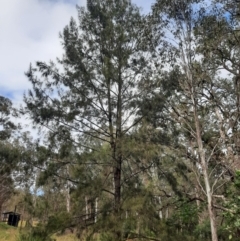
0;0;154;108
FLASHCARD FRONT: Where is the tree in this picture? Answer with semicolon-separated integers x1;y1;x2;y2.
0;96;17;213
23;0;158;238
195;0;240;176
192;1;240;238
0;96;17;140
151;1;234;240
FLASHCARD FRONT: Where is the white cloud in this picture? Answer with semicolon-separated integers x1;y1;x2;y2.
0;0;86;138
0;0;86;100
0;0;153;102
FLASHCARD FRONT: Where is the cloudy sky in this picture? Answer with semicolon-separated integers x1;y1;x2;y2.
0;0;154;109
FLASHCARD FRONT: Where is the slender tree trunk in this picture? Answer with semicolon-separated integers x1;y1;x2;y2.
165;208;169;219
158;196;163;219
115;57;123;211
181;32;218;239
114;160;121;211
85;196;88;219
113;60;123;213
113;55;123;241
66;186;70;213
193;101;218;241
106;76;118;210
66;172;71;213
94;197;98;223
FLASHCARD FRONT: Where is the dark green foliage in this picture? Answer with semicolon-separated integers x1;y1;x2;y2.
0;96;24;213
220;171;240;240
18;232;52;241
18;212;72;241
0;96;16;140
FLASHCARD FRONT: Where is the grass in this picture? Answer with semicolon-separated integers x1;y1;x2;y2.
0;222;78;241
0;223;18;241
52;233;79;241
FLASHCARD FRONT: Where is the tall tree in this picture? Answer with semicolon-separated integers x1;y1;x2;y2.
23;0;158;238
151;1;232;240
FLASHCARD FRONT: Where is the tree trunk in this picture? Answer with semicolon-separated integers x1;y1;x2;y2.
95;197;98;223
85;196;88;219
193;102;218;241
114;158;121;212
158;196;163;219
114;58;123;212
65;165;71;213
66;187;70;213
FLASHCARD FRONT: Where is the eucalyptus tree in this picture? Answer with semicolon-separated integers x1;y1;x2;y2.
151;1;229;240
195;0;240;174
23;0;159;236
191;1;240;238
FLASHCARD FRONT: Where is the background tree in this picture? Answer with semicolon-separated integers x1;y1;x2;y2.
151;1;237;240
0;96;18;214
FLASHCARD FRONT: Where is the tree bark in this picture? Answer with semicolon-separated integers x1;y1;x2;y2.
114;157;121;212
94;197;98;223
193;101;218;241
66;185;70;213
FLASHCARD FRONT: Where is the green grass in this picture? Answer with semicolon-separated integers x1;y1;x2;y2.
0;223;11;230
52;233;79;241
0;222;18;241
0;222;78;241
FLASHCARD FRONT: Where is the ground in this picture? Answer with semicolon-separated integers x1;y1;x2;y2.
0;222;77;241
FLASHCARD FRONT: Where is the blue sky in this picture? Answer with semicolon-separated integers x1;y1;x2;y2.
0;0;154;105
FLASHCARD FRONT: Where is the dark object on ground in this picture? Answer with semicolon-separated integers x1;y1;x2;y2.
2;211;21;227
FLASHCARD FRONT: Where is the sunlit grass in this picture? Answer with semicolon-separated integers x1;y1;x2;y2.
52;233;79;241
0;222;78;241
0;223;18;241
